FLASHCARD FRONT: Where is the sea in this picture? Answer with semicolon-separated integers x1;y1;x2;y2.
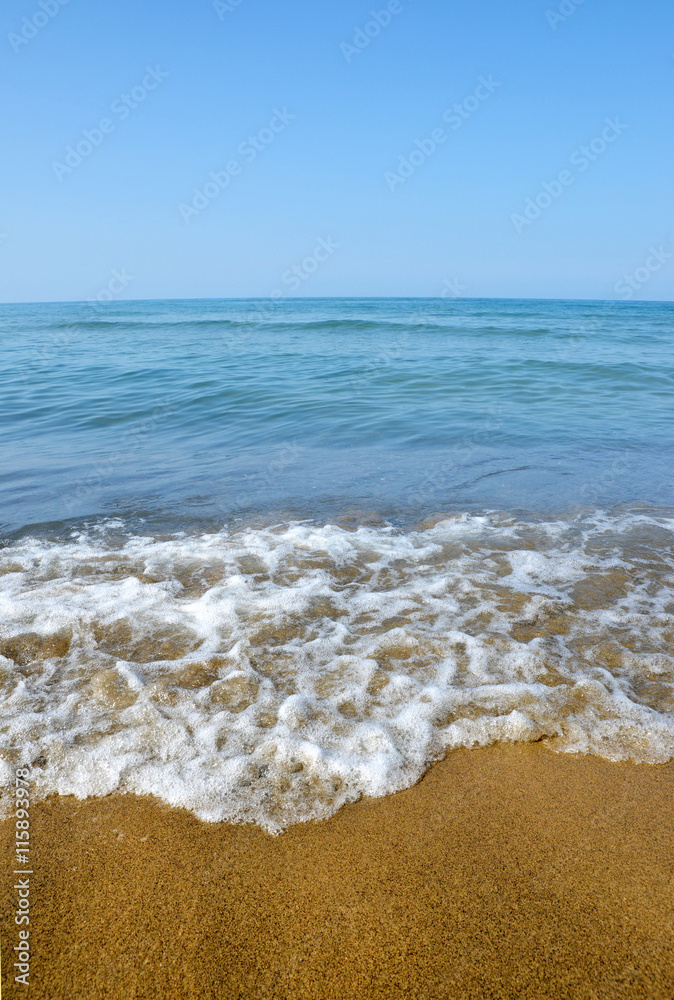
1;297;673;831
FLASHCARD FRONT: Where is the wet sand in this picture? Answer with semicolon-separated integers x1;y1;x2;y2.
2;743;673;999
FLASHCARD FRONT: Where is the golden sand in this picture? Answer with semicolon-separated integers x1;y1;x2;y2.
2;743;672;998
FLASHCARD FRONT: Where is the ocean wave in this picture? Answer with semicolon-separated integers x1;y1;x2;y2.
0;510;672;831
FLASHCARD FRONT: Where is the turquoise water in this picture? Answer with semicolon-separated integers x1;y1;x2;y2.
1;297;672;538
1;298;673;829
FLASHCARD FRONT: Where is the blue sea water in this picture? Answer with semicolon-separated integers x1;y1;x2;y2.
1;297;672;538
1;298;673;829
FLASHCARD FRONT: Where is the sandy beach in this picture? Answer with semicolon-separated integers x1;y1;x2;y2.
2;742;672;999
4;0;674;993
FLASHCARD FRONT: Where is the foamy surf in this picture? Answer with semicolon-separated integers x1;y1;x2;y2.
1;509;673;832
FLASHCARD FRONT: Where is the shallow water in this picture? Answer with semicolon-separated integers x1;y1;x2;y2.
2;297;673;536
1;298;672;829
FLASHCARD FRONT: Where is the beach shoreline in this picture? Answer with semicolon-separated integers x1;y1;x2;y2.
2;742;672;999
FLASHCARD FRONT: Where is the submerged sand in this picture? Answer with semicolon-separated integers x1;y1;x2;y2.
2;743;672;999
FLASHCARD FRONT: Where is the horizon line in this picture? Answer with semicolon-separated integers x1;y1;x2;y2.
1;294;673;308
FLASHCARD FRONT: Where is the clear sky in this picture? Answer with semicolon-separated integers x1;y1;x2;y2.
2;0;673;303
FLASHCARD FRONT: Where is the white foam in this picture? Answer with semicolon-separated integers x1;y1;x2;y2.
0;510;673;832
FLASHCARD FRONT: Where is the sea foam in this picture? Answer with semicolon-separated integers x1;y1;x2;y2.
1;510;673;831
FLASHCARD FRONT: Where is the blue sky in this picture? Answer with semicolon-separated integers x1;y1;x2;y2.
1;0;673;302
